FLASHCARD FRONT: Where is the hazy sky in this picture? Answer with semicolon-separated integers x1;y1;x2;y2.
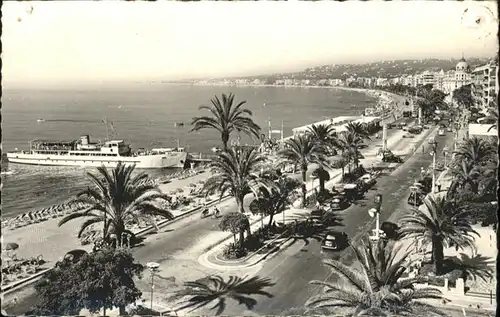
2;1;498;86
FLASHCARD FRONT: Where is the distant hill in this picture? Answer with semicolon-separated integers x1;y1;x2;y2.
247;58;491;81
165;57;493;83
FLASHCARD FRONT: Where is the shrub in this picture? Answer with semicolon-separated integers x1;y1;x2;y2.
316;190;334;204
222;242;247;260
243;234;265;252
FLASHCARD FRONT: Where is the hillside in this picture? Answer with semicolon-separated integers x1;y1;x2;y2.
249;58;491;81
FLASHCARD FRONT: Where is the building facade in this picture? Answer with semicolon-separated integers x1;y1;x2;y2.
471;60;499;109
442;57;472;93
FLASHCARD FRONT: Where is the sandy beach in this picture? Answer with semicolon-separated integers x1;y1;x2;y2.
1;170;215;266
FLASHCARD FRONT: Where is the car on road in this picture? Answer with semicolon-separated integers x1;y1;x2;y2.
329;195;349;210
428;136;436;144
321;231;349;251
446;126;452;132
407;190;424;206
438;129;445;136
381;222;400;240
439;123;446;129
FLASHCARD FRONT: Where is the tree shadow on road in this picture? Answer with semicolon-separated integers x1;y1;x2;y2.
285;212;345;248
168;275;275;316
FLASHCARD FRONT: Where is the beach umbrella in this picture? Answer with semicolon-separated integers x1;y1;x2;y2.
4;242;19;251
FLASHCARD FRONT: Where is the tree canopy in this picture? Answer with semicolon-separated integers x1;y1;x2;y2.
32;248;144;316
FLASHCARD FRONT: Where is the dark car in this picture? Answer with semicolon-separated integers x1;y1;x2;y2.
329;195;349;210
381;222;400;240
321;231;349;251
407;191;424;206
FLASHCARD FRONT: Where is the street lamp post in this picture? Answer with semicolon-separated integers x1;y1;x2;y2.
146;262;160;311
443;146;449;169
431;141;437;194
368;194;383;241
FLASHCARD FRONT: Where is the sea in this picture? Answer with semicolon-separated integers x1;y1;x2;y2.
1;84;376;218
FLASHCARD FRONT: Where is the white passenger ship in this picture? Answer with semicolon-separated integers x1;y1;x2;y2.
6;135;188;169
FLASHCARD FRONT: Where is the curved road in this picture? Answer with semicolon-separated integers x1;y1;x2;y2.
4;117;416;314
215;129;456;315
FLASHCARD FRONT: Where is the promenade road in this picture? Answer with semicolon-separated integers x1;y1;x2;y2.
206;129;456;316
4;117;415;314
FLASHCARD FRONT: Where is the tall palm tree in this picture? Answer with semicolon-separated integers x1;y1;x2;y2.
453;137;496;166
191;93;261;152
278;134;327;207
334;131;363;174
398;195;478;275
249;176;301;227
203;147;272;214
307;124;337;193
307;123;337;155
306;240;445;316
345;122;370;169
59;163;173;244
171;275;275;316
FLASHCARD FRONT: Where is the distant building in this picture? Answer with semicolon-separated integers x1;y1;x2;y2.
471;60;498;109
442;57;472;93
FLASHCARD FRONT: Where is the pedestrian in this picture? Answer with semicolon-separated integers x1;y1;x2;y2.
437;183;442;192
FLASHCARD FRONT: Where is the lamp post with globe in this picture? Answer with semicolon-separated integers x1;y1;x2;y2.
368;194;384;241
431;141;438;194
146;262;160;311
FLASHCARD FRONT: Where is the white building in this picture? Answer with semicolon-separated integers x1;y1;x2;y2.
471;60;499;109
442;57;472;93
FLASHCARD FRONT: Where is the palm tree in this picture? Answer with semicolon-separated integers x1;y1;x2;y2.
203;147;272;214
487;105;498;132
249;176;301;228
334;131;363;174
306;240;445;316
307;124;337;193
398;195;478;275
449;160;481;195
171;275;274;316
59;163;173;244
190;93;261;152
278;134;327;207
453;137;496;166
307;123;337;155
345;122;370;169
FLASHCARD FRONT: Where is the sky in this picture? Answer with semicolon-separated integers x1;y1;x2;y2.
2;1;498;87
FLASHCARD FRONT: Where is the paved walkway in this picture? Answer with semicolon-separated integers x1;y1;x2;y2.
1;170;215;266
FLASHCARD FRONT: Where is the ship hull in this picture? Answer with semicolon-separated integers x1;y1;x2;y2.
6;152;188;169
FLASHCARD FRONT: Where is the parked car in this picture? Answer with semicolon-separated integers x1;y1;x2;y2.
407;190;424;206
329;195;349;210
381;222;400;240
403;134;415;138
359;173;376;187
321;231;349;251
423;125;430;129
446;126;452;132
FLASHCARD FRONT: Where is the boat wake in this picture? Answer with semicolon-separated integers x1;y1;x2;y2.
0;170;17;176
40;119;98;123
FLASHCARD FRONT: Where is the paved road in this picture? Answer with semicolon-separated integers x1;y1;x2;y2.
215;130;456;316
3;118;413;315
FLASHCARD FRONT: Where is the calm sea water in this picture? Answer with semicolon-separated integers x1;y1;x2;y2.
1;84;375;218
